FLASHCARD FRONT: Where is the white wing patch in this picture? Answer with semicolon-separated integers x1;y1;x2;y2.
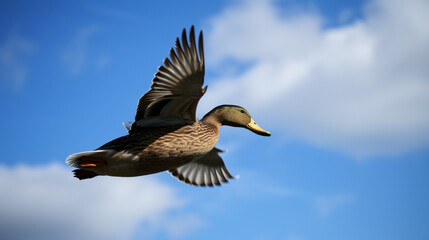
122;122;133;132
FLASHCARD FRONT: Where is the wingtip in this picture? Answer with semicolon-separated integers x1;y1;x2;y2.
181;28;188;45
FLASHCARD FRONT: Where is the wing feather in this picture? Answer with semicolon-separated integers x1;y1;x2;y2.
133;26;205;130
168;148;235;187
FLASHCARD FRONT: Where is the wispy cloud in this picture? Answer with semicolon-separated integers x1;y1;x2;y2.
62;25;112;75
210;167;353;219
0;35;36;89
0;163;202;240
314;193;354;217
88;4;145;24
202;0;429;158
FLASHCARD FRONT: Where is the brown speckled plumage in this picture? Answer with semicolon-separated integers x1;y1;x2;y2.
66;26;270;187
92;122;219;177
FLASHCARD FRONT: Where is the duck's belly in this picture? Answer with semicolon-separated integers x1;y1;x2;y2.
100;152;203;177
94;123;219;177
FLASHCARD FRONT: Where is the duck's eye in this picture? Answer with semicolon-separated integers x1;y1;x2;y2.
240;110;245;113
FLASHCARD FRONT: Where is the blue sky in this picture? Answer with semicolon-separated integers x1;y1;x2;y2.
1;0;428;239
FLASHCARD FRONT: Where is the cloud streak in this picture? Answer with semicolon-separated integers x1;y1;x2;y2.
202;0;429;158
314;193;354;217
0;35;36;89
62;25;112;75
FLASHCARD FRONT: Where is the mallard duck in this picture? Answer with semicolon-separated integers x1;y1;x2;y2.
66;26;271;187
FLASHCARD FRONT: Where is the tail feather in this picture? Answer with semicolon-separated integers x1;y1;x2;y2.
66;150;115;168
73;169;99;180
66;150;115;180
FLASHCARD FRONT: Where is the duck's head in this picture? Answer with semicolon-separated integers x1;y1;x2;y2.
203;105;271;136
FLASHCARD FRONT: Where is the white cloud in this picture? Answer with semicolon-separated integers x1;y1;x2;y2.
0;35;36;88
0;163;201;240
163;214;204;238
62;25;112;75
202;0;429;157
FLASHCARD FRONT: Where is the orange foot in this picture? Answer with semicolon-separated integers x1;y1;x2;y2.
80;157;105;167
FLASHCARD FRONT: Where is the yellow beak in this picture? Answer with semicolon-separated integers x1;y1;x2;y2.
246;118;271;136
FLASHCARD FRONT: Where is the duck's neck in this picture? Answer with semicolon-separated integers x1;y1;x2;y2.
201;108;223;129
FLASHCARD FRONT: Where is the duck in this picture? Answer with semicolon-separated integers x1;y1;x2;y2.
66;26;271;187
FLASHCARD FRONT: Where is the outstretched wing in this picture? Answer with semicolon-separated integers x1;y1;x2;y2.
169;148;235;187
132;26;206;130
